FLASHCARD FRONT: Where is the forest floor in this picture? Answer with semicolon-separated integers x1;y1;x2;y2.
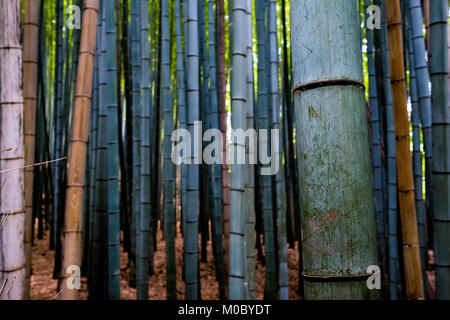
31;225;303;300
30;225;436;300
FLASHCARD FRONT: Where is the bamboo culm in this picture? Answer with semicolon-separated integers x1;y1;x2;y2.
291;0;378;299
228;0;248;300
185;0;200;300
430;0;450;299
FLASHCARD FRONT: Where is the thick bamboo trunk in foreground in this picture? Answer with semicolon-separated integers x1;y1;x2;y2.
23;0;40;300
291;0;378;300
0;0;25;301
60;0;99;300
385;0;424;300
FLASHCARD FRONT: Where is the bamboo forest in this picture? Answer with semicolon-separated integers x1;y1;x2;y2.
0;0;449;302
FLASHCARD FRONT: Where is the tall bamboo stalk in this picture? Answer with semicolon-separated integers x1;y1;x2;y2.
291;0;378;299
130;0;142;289
216;0;230;280
385;0;424;299
365;1;386;293
88;16;102;300
208;0;226;300
60;0;99;300
377;2;401;299
430;0;450;300
53;0;65;280
178;0;188;284
406;21;427;292
229;0;248;300
268;0;287;300
103;0;120;300
23;0;40;300
0;0;25;300
185;0;200;300
161;0;176;301
255;0;276;300
244;0;256;301
137;0;152;301
408;0;432;253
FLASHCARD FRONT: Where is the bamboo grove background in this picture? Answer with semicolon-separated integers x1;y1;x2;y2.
0;0;449;300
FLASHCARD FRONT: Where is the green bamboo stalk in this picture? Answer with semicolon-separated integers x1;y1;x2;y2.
161;0;177;301
229;0;248;300
408;1;432;258
121;0;133;261
103;0;120;299
137;0;152;301
178;0;188;285
185;0;200;300
216;0;230;284
207;0;226;300
291;0;378;299
199;0;210;266
130;0;142;290
87;21;101;299
244;0;256;301
52;0;64;280
380;4;401;299
430;0;450;300
268;0;288;300
91;5;107;299
364;0;387;293
255;0;276;301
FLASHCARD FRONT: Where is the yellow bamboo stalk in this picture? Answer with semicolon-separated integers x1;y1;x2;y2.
386;0;424;299
23;0;39;300
59;0;99;300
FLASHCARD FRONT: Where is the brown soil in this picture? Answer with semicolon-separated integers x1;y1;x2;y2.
31;226;302;300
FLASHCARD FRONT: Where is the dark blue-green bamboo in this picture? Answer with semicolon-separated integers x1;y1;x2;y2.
177;0;188;240
256;0;276;301
161;0;177;301
406;21;427;289
137;0;152;301
179;0;188;285
364;0;387;293
148;0;158;270
52;0;64;272
430;0;450;300
198;0;210;268
207;0;226;300
87;24;100;298
185;0;200;300
268;0;287;300
130;0;142;290
92;4;108;298
102;0;121;299
381;6;401;300
408;0;433;247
